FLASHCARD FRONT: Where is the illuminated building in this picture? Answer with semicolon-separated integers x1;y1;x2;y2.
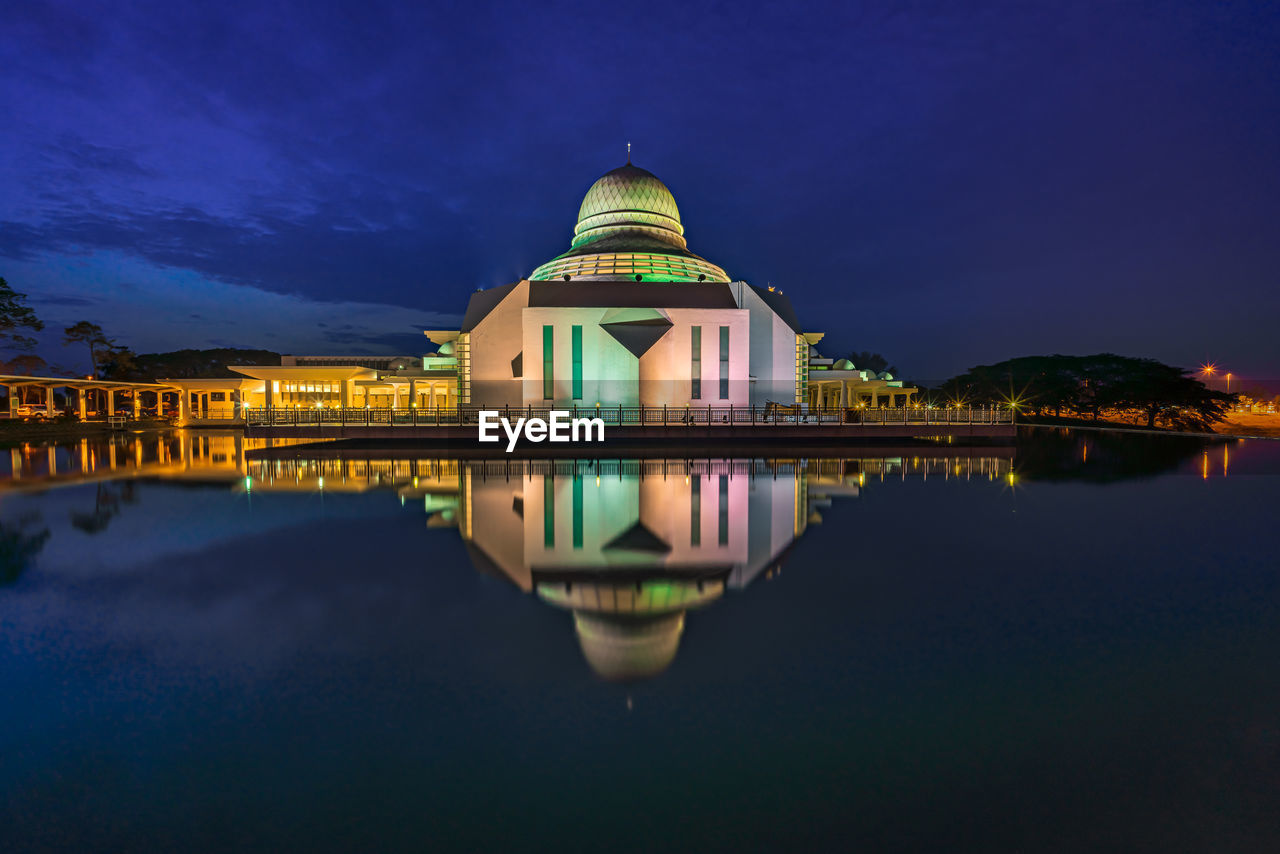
149;158;917;422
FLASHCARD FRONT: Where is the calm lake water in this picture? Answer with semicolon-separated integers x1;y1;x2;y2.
2;429;1278;852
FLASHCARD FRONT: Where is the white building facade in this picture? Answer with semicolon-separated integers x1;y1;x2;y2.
451;161;812;410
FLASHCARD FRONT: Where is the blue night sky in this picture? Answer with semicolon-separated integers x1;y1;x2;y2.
3;0;1278;382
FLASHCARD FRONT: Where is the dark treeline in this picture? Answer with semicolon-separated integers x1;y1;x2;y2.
108;348;283;380
939;354;1235;431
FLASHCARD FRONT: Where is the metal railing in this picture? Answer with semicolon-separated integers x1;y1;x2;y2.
185;410;242;421
245;405;1014;428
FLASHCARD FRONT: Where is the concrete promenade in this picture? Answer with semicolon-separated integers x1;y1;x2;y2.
244;404;1016;445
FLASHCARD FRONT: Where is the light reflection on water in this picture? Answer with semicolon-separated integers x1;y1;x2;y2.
2;428;1278;852
3;430;1021;680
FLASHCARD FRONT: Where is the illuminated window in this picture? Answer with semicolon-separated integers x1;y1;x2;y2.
719;326;729;399
691;326;701;399
543;325;554;400
571;325;583;400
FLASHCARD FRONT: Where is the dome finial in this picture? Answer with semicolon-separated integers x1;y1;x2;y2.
626;141;631;164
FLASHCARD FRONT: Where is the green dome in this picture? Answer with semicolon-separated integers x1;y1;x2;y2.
572;164;685;250
530;160;730;283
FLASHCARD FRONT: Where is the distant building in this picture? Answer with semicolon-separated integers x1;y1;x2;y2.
281;355;421;370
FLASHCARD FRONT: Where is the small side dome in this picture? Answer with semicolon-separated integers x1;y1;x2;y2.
436;341;456;356
833;358;855;371
878;371;894;380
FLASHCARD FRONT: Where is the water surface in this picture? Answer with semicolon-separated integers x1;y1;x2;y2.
2;429;1278;852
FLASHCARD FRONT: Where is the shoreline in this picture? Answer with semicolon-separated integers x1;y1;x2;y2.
1022;418;1279;441
0;420;178;447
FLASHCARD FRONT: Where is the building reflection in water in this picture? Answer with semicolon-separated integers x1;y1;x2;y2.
2;430;1020;681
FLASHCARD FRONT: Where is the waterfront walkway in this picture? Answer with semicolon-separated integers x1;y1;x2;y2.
243;404;1016;443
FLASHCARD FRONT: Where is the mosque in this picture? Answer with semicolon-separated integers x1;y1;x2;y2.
147;158;917;421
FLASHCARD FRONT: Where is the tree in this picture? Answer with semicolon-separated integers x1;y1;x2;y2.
938;353;1236;431
64;321;110;376
844;351;899;375
1;513;50;586
1118;362;1233;430
0;353;48;377
98;344;138;380
122;348;282;380
0;276;44;359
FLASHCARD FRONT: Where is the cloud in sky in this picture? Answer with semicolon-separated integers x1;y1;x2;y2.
6;251;455;372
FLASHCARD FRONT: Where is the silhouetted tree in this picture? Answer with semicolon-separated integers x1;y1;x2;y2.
0;276;44;364
0;513;50;586
113;348;282;380
844;351;898;375
98;344;138;379
70;483;132;534
0;353;47;376
63;320;110;376
940;353;1235;430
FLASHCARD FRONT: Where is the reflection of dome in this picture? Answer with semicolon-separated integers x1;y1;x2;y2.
530;162;730;283
573;612;684;682
537;577;725;681
538;578;723;614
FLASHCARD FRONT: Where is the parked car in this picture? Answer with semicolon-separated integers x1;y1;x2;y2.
10;404;48;421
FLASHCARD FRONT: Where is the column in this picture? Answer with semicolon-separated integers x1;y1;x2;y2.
78;388;87;420
178;389;189;424
106;389;115;417
265;380;274;410
133;391;142;419
4;384;13;417
340;380;349;409
409;379;418;408
45;386;56;417
838;380;847;409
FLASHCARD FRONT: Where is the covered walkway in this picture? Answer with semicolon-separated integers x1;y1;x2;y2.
0;374;180;421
